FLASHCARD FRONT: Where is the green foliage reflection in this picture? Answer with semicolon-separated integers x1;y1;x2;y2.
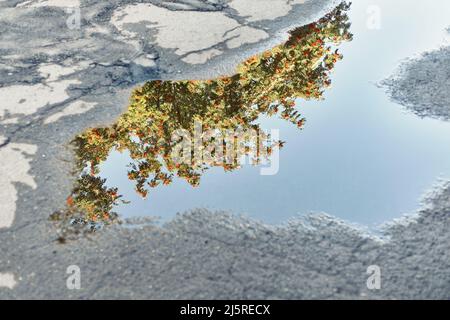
57;2;353;225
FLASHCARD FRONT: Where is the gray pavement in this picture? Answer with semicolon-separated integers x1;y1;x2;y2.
380;32;450;121
1;0;450;299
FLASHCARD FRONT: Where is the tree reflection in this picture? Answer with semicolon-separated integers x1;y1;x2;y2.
55;2;353;226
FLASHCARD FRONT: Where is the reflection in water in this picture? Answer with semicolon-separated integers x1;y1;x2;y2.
53;3;352;228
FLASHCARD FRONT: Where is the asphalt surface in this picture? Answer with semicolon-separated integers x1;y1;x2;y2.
1;0;450;299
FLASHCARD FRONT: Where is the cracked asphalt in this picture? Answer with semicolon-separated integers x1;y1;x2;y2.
1;0;450;299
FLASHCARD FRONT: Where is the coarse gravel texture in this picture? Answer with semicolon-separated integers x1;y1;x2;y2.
1;0;450;299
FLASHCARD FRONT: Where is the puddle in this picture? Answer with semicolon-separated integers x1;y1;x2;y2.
57;0;450;228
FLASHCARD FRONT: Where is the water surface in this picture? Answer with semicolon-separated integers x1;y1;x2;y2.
68;0;450;227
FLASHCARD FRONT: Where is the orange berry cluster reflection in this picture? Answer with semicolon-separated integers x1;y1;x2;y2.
65;3;352;224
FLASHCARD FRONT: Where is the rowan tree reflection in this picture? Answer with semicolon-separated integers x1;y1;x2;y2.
56;2;353;225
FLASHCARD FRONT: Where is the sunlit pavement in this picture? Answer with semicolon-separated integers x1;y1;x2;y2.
1;0;449;299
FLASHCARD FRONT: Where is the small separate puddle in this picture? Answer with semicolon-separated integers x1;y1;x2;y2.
57;0;450;229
